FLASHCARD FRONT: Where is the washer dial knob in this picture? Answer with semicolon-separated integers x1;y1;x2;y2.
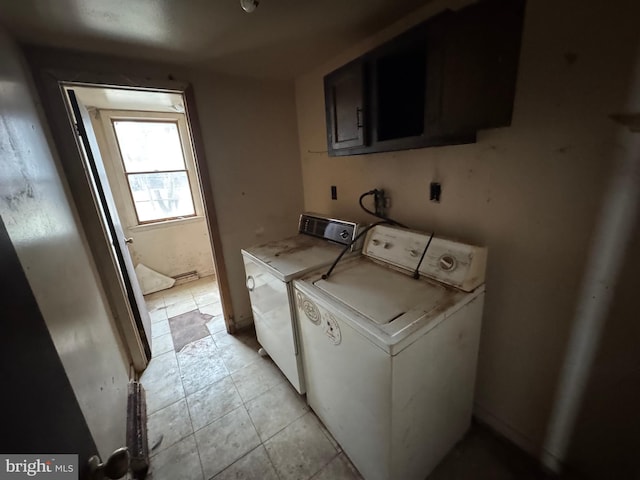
439;254;457;272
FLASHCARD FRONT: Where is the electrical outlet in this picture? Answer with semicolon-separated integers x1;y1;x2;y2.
430;182;441;202
374;189;386;217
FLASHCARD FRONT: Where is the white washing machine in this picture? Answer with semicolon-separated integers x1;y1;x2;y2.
241;213;360;394
293;225;487;480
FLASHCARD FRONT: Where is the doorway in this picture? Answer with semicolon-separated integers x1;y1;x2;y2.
30;67;235;372
66;85;225;363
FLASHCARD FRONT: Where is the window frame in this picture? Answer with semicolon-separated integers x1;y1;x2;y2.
97;110;205;228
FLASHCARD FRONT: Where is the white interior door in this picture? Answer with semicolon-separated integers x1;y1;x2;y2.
67;89;152;360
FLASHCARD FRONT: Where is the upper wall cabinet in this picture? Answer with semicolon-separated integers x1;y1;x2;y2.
324;0;526;157
324;59;367;150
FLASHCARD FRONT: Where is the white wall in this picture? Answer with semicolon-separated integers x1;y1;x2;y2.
0;28;130;460
187;71;305;326
294;0;640;475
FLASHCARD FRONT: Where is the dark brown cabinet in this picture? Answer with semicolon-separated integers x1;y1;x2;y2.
324;60;367;150
435;0;526;136
324;0;525;157
371;22;429;145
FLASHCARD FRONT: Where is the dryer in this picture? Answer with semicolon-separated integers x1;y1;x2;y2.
293;224;487;480
241;213;360;394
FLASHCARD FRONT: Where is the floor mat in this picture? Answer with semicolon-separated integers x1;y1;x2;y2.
168;309;213;352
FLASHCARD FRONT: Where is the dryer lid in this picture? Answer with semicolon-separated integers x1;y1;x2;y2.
242;234;345;282
313;258;457;325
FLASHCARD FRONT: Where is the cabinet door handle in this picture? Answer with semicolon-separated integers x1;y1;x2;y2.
246;275;255;292
356;107;363;128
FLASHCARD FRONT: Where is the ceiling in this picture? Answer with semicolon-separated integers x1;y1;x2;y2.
0;0;431;79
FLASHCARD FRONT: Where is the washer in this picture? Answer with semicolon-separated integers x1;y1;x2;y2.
241;213;360;394
293;224;487;480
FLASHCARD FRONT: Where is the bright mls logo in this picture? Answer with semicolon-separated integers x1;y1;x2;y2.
1;455;77;479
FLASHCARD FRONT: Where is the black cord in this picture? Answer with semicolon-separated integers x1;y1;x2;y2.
358;190;378;218
321;188;412;280
321;220;392;280
412;231;434;279
359;190;407;228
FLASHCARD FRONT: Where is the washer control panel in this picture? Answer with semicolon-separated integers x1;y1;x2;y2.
363;225;487;292
298;213;360;248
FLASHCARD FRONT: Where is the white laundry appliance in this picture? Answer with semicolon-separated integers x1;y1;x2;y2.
293;224;487;480
241;213;361;394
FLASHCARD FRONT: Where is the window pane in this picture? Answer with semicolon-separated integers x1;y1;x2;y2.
113;121;185;172
127;172;195;222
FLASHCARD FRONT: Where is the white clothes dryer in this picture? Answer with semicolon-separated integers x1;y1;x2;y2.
241;213;360;394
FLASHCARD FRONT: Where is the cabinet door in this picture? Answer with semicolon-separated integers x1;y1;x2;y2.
371;23;429;146
324;60;366;152
437;0;526;135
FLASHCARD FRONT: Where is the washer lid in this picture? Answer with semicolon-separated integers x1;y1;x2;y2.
313;259;453;325
242;234;346;282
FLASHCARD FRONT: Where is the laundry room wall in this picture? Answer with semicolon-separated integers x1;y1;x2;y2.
25;47;304;328
0;26;130;464
294;0;640;476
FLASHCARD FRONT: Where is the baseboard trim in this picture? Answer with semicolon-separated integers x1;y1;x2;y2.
473;403;542;459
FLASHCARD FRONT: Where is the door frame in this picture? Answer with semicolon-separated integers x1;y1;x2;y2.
29;67;235;372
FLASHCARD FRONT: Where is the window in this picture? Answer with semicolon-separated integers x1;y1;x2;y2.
112;120;196;224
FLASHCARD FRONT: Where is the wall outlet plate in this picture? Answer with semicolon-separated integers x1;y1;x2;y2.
430;182;441;202
374;189;386;216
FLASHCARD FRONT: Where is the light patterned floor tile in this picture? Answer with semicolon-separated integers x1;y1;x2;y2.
186;376;243;431
212;329;259;349
140;351;185;415
145;295;165;312
311;453;362;480
246;382;308;441
264;412;339;480
188;276;217;293
151;318;171;338
166;300;198;319
230;357;285;402
218;337;261;373
212;445;278;480
195;406;261;479
150;308;168;324
206;315;227;335
151;333;174;357
147;398;193;456
177;336;229;395
200;301;224;317
194;291;220;307
149;434;203;480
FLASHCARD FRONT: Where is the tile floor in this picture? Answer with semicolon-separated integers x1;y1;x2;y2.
141;277;582;480
141;277;361;480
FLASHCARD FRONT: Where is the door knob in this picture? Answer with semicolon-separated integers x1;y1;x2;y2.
124;237;134;245
88;447;129;479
